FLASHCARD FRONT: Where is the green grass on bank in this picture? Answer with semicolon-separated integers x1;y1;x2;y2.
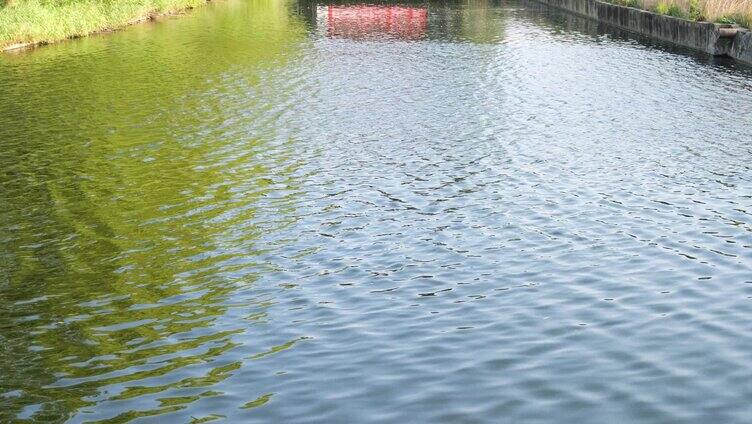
606;0;752;28
0;0;208;49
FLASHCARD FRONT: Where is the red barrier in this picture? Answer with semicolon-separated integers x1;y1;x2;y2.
323;5;428;40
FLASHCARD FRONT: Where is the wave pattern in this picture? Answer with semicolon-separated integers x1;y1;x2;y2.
0;0;751;422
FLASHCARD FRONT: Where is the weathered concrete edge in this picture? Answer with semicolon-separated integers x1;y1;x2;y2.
532;0;752;65
729;29;752;64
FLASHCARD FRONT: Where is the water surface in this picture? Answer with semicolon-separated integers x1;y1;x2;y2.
1;0;752;422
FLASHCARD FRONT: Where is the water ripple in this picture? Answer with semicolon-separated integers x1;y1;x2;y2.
1;0;752;422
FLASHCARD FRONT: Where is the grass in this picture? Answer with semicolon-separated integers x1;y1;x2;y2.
0;0;209;49
609;0;752;28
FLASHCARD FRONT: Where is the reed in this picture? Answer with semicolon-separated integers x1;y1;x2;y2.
608;0;752;26
701;0;752;26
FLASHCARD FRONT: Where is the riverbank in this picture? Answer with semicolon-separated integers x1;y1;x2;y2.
534;0;752;64
605;0;752;29
0;0;209;51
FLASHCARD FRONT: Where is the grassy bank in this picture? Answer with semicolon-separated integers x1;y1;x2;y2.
607;0;752;28
0;0;209;50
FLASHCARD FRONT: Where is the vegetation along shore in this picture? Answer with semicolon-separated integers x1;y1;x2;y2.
2;0;751;52
0;0;210;50
606;0;752;28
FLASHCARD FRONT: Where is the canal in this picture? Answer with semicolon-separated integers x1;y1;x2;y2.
1;0;751;422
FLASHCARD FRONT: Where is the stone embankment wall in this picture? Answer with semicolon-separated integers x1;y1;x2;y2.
535;0;752;65
729;30;752;64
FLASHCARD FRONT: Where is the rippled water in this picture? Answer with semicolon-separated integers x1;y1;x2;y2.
1;0;752;422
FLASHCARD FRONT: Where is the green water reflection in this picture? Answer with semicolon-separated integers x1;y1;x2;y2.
0;0;307;421
3;0;752;422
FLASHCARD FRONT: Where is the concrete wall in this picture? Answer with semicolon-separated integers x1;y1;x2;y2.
533;0;752;65
729;30;752;64
537;0;598;18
